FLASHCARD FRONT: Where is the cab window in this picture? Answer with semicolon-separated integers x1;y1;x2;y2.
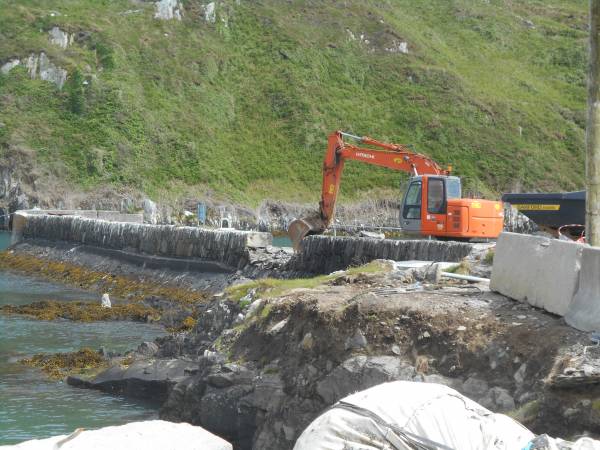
446;178;461;199
427;178;446;214
403;181;422;219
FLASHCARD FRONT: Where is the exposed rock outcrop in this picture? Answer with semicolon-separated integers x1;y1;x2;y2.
1;58;20;75
1;52;67;88
48;26;73;49
203;2;217;23
154;0;183;20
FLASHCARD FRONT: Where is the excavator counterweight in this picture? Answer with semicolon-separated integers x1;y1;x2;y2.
288;131;503;251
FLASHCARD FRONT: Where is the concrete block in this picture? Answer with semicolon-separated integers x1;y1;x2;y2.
244;231;272;248
10;211;28;245
490;232;582;316
565;246;600;331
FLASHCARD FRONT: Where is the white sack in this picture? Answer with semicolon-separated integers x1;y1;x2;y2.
295;381;534;450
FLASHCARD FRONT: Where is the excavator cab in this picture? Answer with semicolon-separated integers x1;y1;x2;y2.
400;175;461;234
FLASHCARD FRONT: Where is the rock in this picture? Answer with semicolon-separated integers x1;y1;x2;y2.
68;358;194;402
391;345;401;355
300;332;314;350
386;41;409;54
462;377;489;398
154;0;183;20
478;387;515;412
563;407;579;418
101;293;111;308
514;363;527;386
24;52;68;89
246;298;264;317
48;26;72;49
1;58;20;75
268;319;288;335
523;19;535;29
423;374;463;391
137;341;159;357
345;329;367;350
358;230;385;239
424;263;442;283
316;356;417;404
203;2;216;23
143;198;159;224
8;420;233;450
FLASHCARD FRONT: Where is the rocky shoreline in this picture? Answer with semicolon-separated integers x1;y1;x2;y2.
3;240;600;450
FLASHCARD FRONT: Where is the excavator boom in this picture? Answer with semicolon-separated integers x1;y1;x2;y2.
289;131;451;251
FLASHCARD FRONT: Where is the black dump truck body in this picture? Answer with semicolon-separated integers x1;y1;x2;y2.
502;191;585;229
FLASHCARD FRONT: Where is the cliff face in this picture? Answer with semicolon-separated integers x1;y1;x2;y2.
0;0;588;210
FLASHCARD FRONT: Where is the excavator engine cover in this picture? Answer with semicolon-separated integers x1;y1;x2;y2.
288;216;327;252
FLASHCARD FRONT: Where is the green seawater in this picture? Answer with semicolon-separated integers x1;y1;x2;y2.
0;232;166;445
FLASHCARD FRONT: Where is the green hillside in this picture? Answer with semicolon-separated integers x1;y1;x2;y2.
0;0;588;206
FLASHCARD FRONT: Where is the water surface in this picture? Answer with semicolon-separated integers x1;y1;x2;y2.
0;232;166;445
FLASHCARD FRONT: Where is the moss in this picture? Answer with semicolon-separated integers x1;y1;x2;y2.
508;400;540;424
21;348;107;380
1;300;160;322
483;249;495;265
227;261;388;302
259;304;272;319
166;315;197;333
445;260;472;275
346;260;391;275
0;251;208;305
592;399;600;412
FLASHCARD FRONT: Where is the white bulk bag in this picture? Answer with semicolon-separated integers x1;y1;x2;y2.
295;381;533;450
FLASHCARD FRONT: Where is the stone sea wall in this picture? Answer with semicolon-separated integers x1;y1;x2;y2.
19;214;271;269
289;235;473;274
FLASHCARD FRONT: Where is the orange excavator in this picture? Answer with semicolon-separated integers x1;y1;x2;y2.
288;131;504;251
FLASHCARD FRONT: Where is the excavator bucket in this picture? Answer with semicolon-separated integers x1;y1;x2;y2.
288;216;327;252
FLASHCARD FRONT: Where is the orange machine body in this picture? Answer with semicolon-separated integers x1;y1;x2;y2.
414;175;504;239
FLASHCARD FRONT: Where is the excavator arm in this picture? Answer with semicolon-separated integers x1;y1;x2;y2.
289;131;450;251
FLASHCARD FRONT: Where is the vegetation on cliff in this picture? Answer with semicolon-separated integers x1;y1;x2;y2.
0;0;587;206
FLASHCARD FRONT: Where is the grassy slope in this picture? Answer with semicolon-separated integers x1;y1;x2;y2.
0;0;588;206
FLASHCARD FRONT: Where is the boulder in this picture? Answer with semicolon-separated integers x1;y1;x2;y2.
316;356;417;404
5;420;232;450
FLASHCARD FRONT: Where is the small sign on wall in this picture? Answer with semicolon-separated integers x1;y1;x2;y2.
197;203;207;225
